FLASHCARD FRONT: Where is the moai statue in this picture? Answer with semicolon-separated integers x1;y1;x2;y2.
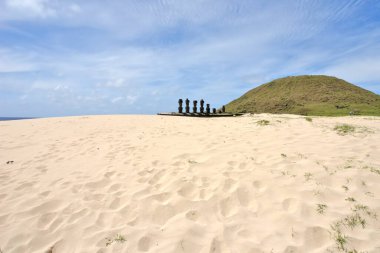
222;105;225;113
178;99;183;113
185;98;190;113
193;100;198;113
206;104;210;114
212;108;216;114
200;99;205;113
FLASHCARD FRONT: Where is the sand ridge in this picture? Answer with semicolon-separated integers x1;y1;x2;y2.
0;114;379;253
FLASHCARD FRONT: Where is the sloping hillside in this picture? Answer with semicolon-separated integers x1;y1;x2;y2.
226;75;380;116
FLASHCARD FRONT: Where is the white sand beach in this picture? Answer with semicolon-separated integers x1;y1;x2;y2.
0;114;379;253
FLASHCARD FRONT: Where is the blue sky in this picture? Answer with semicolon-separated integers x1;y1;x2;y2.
1;0;380;117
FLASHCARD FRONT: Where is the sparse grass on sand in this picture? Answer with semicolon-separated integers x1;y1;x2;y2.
329;202;377;252
304;172;313;181
316;204;327;214
362;165;380;175
256;120;270;126
305;117;313;122
105;234;126;247
334;124;356;135
345;197;356;202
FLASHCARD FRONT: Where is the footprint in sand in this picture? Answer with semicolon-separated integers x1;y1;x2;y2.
27;199;63;215
85;178;110;189
171;160;184;166
108;183;122;193
282;198;300;213
7;233;30;249
201;177;210;187
223;178;237;192
71;184;82;194
199;189;210;199
0;175;10;182
219;196;239;217
36;165;47;173
284;246;298;253
152;204;177;225
0;214;9;224
209;237;224;253
177;182;197;199
54;157;65;162
252;180;266;192
138;176;149;183
47;216;64;232
104;171;116;178
84;193;104;202
237;229;255;238
303;226;330;248
236;187;251;207
185;210;199;221
36;212;56;229
246;248;266;253
39;191;51;197
174;238;203;253
15;181;36;191
152;192;171;202
68;208;88;224
61;181;71;189
127;217;139;227
148;170;166;185
138;236;152;251
238;162;247;170
227;161;237;167
0;193;7;201
133;186;153;199
94;212;109;227
109;197;121;209
138;170;148;177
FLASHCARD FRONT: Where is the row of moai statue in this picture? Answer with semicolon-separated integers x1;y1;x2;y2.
178;99;225;114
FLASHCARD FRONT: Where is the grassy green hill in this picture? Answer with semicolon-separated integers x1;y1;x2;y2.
225;75;380;116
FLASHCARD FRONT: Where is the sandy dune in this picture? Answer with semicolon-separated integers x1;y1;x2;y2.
0;114;379;253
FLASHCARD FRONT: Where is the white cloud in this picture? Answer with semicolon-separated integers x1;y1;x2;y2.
126;95;137;105
0;49;36;72
5;0;56;18
102;78;126;88
19;94;28;100
111;96;123;104
322;58;380;84
110;95;138;105
69;3;80;13
0;0;84;20
53;84;69;91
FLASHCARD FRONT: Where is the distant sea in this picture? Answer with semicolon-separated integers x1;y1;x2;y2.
0;117;35;121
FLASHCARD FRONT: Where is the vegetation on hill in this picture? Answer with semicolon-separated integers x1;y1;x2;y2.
225;75;380;116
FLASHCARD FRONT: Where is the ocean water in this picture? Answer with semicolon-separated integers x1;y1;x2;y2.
0;117;35;121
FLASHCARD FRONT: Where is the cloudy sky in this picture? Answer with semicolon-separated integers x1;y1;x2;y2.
1;0;380;117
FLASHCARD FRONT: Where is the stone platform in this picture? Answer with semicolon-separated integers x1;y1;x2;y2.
157;112;243;117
